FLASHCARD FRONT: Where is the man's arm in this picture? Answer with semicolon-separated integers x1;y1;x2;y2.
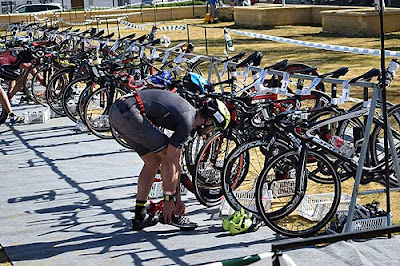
158;144;182;223
159;144;181;193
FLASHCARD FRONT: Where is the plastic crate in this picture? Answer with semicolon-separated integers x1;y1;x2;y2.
270;179;296;197
327;210;390;234
219;189;273;216
297;193;353;222
149;180;188;199
23;110;50;124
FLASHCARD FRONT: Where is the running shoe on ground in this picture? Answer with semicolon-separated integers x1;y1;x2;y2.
159;215;198;231
131;214;159;231
171;215;198;231
9;113;24;124
229;212;261;235
223;208;245;231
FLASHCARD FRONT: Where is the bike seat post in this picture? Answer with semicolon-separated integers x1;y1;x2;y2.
331;82;338;107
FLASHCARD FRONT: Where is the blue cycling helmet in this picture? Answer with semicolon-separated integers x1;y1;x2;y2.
148;71;173;88
183;72;209;93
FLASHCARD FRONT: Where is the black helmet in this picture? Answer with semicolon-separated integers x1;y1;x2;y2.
201;99;230;130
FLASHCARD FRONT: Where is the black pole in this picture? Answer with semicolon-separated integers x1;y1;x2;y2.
204;27;208;55
192;0;195;18
154;5;157;26
140;4;143;23
84;9;87;31
378;0;392;238
186;24;190;44
106;19;109;35
117;20;120;38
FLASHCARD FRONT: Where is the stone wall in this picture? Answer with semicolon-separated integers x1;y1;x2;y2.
233;5;400;36
0;5;207;25
322;8;400;36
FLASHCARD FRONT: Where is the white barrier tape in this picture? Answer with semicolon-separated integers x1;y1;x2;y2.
153;0;193;5
103;26;130;32
158;25;187;31
59;18;94;26
33;15;49;21
96;17;126;23
85;3;141;11
226;28;400;57
120;20;146;30
92;12;142;18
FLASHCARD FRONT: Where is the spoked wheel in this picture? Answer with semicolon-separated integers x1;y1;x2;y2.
193;130;242;207
23;66;45;106
46;68;70;116
83;86;128;139
255;149;341;237
62;77;92;123
180;133;208;193
222;138;290;214
370;103;400;186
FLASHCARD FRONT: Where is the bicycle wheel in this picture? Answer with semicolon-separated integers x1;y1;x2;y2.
180;133;208;193
29;65;58;106
62;77;92;123
370;103;400;186
192;129;242;207
83;86;129;139
77;79;99;123
222;137;291;214
255;148;341;237
46;68;71;115
307;106;356;183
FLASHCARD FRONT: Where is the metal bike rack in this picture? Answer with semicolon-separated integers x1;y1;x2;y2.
10;20;400;238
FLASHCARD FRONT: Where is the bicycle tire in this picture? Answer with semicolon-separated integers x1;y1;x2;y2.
255;148;341;237
46;67;71;115
192;129;242;207
370;103;400;186
62;77;93;123
180;133;208;193
83;86;129;139
222;137;291;214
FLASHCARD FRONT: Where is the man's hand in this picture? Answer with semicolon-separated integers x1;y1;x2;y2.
163;200;176;224
174;199;186;216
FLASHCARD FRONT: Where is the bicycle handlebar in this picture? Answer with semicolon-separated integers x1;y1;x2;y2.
349;68;380;84
221;51;245;64
319;67;349;79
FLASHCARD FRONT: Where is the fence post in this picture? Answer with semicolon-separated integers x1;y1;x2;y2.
204;26;208;55
186;24;190;44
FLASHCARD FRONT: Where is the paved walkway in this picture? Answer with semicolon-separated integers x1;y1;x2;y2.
1;104;400;266
0;107;278;265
